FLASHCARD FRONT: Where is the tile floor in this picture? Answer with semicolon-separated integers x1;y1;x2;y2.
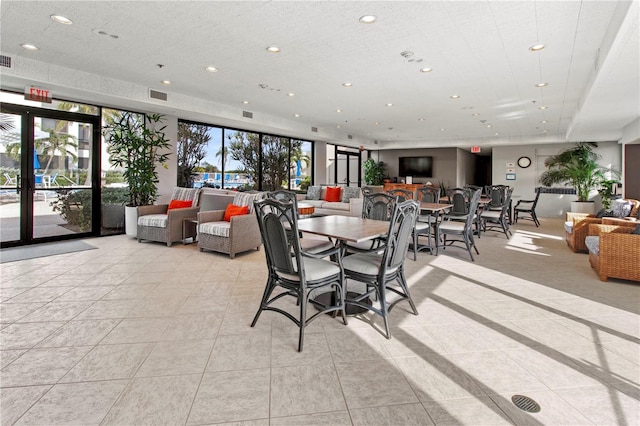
1;217;638;425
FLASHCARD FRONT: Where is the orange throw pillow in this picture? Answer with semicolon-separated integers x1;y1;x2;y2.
324;186;342;202
168;199;193;210
224;204;249;222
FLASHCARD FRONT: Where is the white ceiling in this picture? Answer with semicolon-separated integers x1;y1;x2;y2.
1;1;638;150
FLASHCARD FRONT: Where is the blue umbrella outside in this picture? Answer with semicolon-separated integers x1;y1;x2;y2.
33;147;40;170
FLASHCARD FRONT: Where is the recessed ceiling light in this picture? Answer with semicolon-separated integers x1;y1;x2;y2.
450;95;460;99
336;109;342;113
486;124;492;128
287;93;295;97
20;43;39;50
543;129;548;133
374;122;380;125
242;100;250;104
530;44;545;51
294;114;300;117
495;133;499;136
385;103;393;107
359;15;377;24
535;82;548;87
51;14;72;24
540;120;548;123
539;106;548;110
342;82;352;87
205;66;218;72
161;80;171;85
472;113;480;116
419;67;432;73
266;46;280;53
336;125;342;128
418;118;425;122
440;128;446;131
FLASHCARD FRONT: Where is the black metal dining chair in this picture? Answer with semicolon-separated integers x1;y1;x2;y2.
346;193;397;255
481;187;514;238
439;188;482;261
251;198;347;351
513;187;541;227
266;190;334;255
342;199;420;339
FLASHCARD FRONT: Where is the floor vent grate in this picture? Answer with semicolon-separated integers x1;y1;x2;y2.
511;395;541;413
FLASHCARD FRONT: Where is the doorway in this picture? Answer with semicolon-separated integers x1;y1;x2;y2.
1;103;101;247
335;147;361;186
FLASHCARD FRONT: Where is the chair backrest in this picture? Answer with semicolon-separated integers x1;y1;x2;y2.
380;199;419;275
500;187;514;216
361;186;374;196
233;192;265;213
531;187;542;208
465;184;483;195
266;190;299;220
416;186;440;204
386;188;414;202
447;188;471;215
464;189;483;230
254;198;304;285
485;185;509;208
171;187;201;206
362;193;397;221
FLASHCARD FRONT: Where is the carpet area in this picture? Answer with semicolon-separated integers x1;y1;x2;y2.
0;240;97;263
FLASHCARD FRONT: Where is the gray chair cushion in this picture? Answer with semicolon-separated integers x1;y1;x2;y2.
564;221;574;234
585;236;600;255
342;252;398;276
138;214;167;228
278;257;341;282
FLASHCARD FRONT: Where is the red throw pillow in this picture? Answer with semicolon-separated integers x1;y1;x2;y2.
168;199;193;210
224;204;249;222
324;186;342;202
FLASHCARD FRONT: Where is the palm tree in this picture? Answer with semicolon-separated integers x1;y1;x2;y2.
37;127;78;174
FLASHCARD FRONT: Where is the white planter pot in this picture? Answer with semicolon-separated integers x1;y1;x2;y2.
125;206;138;238
571;201;595;215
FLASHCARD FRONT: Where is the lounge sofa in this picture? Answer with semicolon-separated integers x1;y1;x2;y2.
298;185;364;217
585;219;640;282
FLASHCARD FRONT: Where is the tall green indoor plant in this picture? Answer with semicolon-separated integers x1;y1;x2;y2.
363;158;386;186
105;112;171;207
539;142;609;205
104;112;171;236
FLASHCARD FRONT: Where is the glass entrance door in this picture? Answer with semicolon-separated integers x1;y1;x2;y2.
0;104;100;247
336;149;361;186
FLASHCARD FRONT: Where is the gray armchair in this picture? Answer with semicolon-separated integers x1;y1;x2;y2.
137;187;201;247
197;192;265;258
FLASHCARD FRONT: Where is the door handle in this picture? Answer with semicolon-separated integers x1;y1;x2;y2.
16;174;21;194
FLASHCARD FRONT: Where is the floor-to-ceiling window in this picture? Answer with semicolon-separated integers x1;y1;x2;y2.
178;120;313;192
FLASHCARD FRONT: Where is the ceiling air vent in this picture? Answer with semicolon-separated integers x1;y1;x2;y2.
0;55;12;68
348;134;353;140
242;110;253;119
311;127;318;133
149;89;167;101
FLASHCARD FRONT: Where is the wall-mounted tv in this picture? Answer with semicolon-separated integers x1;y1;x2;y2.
399;156;433;177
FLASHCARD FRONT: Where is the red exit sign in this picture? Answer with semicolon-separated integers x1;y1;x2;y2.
471;146;481;153
25;86;52;103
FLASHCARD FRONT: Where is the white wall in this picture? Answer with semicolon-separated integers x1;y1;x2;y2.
492;141;622;217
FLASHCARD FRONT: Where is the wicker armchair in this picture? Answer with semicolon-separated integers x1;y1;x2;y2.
137;188;201;247
565;212;602;253
586;221;640;282
197;192;264;258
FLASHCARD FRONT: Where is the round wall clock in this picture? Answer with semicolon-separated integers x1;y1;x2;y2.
517;156;532;168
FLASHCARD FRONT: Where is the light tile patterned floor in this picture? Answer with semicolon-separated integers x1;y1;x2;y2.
1;218;638;425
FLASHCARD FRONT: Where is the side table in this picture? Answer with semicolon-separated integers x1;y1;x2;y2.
182;218;198;245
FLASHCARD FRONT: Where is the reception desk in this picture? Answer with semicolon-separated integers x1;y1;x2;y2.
383;183;439;198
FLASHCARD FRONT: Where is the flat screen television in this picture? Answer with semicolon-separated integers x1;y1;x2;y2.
399;156;433;177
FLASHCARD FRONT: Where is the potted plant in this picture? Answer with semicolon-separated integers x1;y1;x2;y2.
539;142;610;214
104;112;171;237
363;158;386;185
